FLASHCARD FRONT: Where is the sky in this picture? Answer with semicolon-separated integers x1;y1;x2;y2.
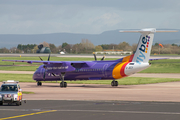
0;0;180;34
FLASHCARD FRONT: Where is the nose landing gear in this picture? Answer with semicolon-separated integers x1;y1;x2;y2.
37;81;42;86
60;72;67;88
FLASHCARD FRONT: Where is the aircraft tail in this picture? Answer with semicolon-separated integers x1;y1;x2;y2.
120;28;177;63
132;28;155;63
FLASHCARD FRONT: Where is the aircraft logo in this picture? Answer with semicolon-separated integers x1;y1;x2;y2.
139;35;150;53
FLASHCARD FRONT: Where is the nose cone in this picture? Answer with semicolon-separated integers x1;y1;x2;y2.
33;67;41;80
33;71;38;80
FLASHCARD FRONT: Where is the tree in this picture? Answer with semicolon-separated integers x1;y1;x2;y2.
0;47;9;53
172;43;178;46
131;43;137;52
118;42;131;51
95;45;103;51
40;42;49;47
81;39;95;49
49;43;57;53
62;42;68;48
154;43;159;46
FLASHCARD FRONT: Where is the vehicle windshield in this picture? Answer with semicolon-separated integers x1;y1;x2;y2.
1;85;18;91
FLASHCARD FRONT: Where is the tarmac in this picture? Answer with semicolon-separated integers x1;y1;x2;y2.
0;100;180;120
18;82;180;102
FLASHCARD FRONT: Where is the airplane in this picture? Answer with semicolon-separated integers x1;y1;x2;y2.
2;28;178;88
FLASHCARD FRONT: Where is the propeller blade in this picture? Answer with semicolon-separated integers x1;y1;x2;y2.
47;54;50;61
39;56;43;61
93;53;97;61
101;55;106;61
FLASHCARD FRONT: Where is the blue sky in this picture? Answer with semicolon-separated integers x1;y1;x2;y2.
0;0;180;34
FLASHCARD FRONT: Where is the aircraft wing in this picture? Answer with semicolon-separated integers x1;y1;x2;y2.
149;58;168;61
2;60;63;64
2;60;95;67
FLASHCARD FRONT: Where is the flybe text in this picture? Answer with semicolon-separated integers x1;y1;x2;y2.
136;35;150;64
139;35;150;53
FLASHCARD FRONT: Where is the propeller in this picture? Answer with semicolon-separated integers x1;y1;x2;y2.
39;56;43;61
38;54;52;80
101;55;105;61
93;52;97;61
47;54;50;61
93;53;105;61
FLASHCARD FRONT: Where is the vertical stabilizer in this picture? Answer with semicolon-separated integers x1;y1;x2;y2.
120;28;178;63
132;28;155;63
120;28;156;63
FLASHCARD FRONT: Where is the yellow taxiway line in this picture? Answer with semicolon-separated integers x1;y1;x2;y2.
0;110;57;120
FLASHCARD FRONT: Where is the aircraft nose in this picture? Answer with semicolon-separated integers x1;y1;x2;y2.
33;70;39;80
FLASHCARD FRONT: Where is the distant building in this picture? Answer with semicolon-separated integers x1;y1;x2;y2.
94;49;132;55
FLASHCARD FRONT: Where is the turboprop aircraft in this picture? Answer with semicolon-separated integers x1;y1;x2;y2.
3;28;177;88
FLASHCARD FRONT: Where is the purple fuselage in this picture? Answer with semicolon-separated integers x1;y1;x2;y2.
33;59;123;81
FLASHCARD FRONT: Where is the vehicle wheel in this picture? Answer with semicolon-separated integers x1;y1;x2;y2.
0;102;3;105
16;101;20;106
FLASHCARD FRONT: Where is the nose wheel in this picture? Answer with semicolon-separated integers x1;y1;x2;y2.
37;81;42;86
111;80;118;87
60;72;67;88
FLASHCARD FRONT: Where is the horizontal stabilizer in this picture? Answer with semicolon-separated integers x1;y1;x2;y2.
120;29;178;33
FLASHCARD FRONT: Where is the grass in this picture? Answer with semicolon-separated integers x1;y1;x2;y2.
0;73;179;85
140;59;180;73
22;91;34;94
0;57;180;73
0;74;34;82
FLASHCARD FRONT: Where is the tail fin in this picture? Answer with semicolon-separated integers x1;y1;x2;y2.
120;28;178;63
132;28;155;63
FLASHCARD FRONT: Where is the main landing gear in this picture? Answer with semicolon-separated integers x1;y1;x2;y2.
37;81;42;86
111;80;118;87
60;72;67;88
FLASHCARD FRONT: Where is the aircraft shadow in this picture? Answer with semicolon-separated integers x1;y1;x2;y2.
29;84;129;89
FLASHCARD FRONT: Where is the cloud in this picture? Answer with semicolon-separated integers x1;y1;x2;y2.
0;0;180;34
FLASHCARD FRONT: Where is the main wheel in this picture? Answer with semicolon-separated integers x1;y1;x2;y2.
111;81;114;86
115;81;118;86
60;82;63;87
60;82;67;88
64;82;67;87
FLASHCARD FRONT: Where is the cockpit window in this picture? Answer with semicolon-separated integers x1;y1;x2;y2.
1;85;18;91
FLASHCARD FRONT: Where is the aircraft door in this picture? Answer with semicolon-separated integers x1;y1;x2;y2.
40;68;45;78
103;64;108;78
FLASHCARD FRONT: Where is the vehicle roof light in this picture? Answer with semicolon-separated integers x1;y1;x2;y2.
2;80;19;84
